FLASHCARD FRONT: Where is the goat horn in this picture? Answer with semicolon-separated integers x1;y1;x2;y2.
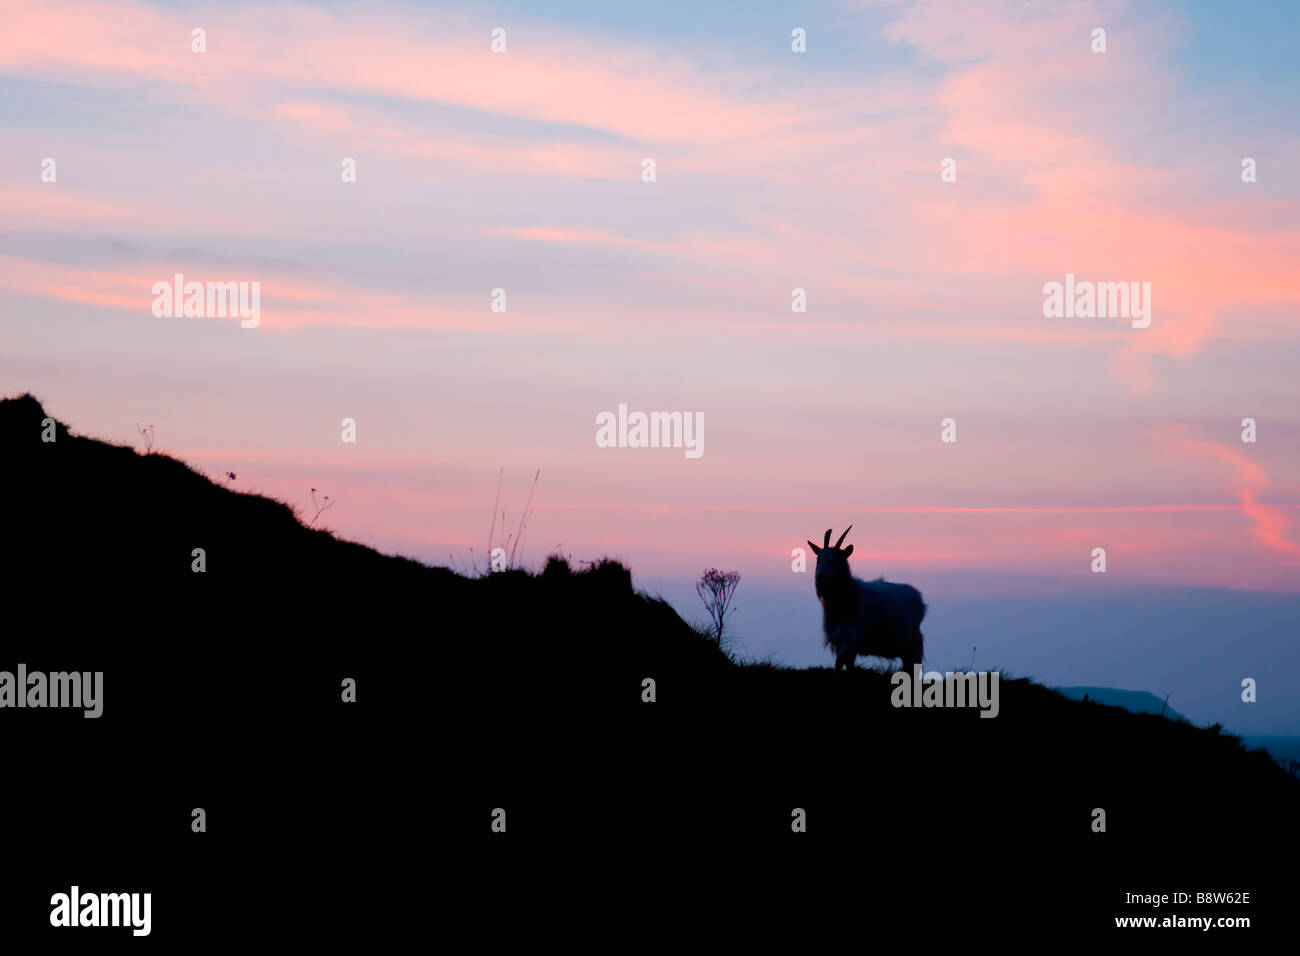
835;525;853;548
823;529;832;548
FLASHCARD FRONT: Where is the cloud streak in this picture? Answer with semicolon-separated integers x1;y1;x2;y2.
1154;426;1300;558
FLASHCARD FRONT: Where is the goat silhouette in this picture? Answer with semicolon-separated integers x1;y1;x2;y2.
808;526;926;672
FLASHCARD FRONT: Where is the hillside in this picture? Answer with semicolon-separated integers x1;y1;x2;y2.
3;392;1297;933
1243;735;1300;770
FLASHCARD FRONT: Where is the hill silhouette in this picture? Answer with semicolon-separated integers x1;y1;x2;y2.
3;391;1296;936
1055;686;1191;723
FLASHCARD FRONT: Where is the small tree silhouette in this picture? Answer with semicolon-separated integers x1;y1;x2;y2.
696;568;740;648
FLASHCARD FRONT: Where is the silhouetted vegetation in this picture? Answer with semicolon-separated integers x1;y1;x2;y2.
4;392;1296;931
695;567;740;650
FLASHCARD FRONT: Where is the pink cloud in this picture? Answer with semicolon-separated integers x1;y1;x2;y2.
6;0;1296;378
1153;426;1300;558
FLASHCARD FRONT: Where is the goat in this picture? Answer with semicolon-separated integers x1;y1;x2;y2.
807;526;926;672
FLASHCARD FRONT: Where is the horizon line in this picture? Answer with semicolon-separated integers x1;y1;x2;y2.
530;504;1300;514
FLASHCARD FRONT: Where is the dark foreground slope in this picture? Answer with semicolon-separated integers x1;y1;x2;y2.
1;393;1295;941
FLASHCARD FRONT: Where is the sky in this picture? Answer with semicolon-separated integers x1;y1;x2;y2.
2;1;1297;730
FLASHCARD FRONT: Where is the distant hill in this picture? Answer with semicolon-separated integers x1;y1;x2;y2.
1054;687;1300;770
1055;686;1190;723
3;391;1298;931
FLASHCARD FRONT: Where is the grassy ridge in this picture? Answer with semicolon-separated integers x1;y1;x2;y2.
3;392;1296;932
